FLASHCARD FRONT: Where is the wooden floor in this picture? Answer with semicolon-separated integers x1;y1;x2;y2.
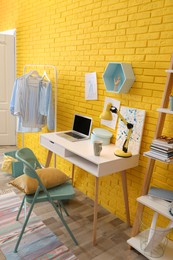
0;146;146;259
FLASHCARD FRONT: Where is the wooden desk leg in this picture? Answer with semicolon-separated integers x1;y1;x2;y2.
93;176;99;246
45;150;53;167
71;164;75;186
54;153;56;168
121;170;131;227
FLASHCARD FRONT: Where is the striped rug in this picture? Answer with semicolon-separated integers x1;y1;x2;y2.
0;192;77;260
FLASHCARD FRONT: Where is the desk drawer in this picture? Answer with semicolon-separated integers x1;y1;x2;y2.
40;135;65;157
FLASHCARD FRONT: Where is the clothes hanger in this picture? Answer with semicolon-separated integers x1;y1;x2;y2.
41;70;50;81
27;70;40;78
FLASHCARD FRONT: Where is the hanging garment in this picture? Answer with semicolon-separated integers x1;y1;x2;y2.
19;74;46;128
39;80;55;130
10;73;40;132
10;75;27;116
10;71;54;132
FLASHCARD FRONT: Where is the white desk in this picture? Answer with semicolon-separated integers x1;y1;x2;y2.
40;132;139;245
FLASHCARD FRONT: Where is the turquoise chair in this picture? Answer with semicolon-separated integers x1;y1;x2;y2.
14;147;78;253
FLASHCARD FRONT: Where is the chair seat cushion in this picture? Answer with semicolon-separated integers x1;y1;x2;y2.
9;167;69;194
26;182;75;203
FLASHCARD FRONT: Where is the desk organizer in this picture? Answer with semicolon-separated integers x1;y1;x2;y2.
4;150;23;178
91;128;112;145
103;62;135;93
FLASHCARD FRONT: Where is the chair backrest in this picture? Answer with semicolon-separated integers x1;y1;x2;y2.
15;148;42;181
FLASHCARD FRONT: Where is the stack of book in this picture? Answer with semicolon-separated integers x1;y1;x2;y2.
144;135;173;162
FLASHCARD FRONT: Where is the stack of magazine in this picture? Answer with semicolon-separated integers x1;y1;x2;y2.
144;135;173;162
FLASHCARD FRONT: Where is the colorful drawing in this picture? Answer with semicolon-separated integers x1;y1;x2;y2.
116;106;146;154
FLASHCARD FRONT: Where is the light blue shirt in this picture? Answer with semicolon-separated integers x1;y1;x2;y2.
39;80;55;130
10;73;55;132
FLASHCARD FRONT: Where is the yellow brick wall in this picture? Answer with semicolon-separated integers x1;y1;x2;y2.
1;0;173;228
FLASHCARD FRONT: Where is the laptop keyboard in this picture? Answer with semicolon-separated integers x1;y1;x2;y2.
65;132;84;139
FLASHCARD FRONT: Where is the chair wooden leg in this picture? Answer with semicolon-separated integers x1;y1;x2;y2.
14;188;40;253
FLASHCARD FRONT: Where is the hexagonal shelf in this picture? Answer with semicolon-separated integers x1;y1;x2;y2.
102;62;135;93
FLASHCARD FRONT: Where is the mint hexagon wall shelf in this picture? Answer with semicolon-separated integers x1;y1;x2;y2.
102;62;135;93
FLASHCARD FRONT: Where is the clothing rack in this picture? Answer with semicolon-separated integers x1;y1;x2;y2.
21;64;58;150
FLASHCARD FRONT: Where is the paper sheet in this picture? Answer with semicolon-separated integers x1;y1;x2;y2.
85;72;97;100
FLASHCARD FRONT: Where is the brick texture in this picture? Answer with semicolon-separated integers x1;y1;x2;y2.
1;0;173;228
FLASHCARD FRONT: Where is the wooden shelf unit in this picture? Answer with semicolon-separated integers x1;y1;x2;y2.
129;54;173;259
128;195;173;259
128;233;173;260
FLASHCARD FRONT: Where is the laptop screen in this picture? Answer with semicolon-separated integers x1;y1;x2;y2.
73;114;92;136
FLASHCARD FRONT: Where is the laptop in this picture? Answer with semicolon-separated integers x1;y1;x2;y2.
57;114;92;142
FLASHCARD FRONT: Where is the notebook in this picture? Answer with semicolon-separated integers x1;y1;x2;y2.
57;114;92;142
